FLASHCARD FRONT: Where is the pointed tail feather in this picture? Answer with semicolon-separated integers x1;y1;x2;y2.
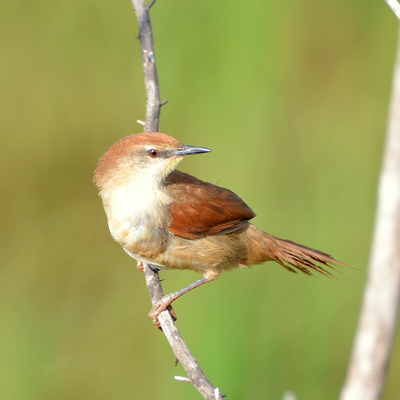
245;226;342;277
272;237;340;277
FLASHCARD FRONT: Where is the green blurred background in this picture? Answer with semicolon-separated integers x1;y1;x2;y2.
1;0;398;399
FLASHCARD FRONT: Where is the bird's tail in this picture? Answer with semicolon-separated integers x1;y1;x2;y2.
245;226;341;277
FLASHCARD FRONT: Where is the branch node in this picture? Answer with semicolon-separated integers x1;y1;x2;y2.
147;0;156;10
214;387;227;399
147;51;155;63
137;119;146;126
174;375;192;383
160;100;169;106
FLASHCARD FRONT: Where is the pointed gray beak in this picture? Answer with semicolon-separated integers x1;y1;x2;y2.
174;145;211;156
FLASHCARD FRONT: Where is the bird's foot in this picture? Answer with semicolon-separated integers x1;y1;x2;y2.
136;261;144;271
149;295;177;328
136;261;160;273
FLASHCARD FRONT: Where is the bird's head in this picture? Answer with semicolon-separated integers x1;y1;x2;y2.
94;132;211;189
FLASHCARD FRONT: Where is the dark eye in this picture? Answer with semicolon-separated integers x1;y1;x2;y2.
148;149;159;158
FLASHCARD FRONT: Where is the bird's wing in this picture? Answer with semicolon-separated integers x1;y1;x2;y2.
165;171;256;239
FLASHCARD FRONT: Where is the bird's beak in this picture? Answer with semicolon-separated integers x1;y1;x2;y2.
173;145;211;157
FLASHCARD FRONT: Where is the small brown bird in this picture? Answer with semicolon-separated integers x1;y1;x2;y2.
94;132;341;324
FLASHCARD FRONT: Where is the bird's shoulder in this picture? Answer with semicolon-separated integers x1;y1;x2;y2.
164;170;256;239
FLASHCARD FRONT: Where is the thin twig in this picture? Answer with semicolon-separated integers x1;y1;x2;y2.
130;1;225;399
132;0;160;132
340;25;400;400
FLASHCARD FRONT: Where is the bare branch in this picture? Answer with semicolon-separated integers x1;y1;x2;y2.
340;26;400;400
130;1;225;399
131;0;160;132
385;0;400;20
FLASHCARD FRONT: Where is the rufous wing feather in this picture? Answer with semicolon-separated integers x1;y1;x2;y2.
165;171;255;239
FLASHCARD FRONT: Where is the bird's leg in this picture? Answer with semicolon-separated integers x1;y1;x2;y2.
136;261;177;326
149;269;220;326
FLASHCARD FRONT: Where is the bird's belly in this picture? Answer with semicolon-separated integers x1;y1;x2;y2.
108;215;169;261
150;233;248;273
116;231;247;273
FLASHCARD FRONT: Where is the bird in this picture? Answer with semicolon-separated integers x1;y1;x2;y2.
94;132;342;324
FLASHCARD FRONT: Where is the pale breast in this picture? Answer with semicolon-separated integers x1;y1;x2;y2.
101;182;170;259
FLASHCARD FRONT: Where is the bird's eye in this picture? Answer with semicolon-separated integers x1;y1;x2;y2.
148;149;159;158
